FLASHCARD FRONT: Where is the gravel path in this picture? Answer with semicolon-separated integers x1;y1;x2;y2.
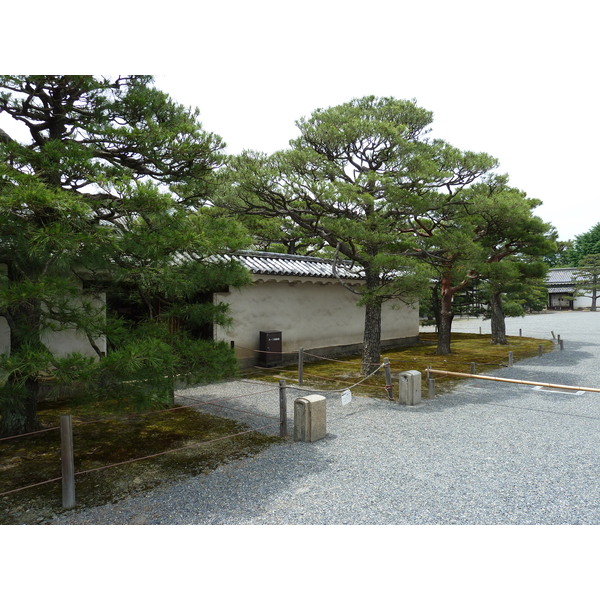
49;312;600;525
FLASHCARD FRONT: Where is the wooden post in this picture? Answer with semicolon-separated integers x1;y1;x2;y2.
538;344;543;357
559;339;564;351
479;327;482;335
519;328;522;337
470;362;476;374
298;348;304;386
60;415;76;509
383;357;393;400
551;331;556;339
279;379;288;438
508;351;513;367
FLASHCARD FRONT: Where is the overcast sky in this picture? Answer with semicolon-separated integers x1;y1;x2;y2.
4;0;598;241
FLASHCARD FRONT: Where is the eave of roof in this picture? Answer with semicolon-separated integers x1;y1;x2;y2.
228;250;364;280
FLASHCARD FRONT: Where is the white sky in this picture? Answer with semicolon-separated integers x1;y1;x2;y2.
3;0;599;241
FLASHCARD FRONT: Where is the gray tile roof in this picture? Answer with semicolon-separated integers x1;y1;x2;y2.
547;268;578;285
546;268;591;291
229;250;364;280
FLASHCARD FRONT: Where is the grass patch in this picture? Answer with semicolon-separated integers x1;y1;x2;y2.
0;394;280;525
242;332;556;398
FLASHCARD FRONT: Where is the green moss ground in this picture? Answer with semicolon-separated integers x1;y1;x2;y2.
0;396;280;525
243;332;556;397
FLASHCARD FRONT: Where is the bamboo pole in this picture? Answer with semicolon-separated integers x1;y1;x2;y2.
427;369;600;394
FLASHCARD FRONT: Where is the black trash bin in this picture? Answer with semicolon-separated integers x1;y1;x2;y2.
259;330;282;367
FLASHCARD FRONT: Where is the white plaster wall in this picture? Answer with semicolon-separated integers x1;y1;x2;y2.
574;294;593;309
214;277;418;361
550;292;593;309
41;292;107;358
0;293;107;358
381;298;419;338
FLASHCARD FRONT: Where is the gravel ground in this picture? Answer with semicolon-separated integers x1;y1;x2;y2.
49;312;600;525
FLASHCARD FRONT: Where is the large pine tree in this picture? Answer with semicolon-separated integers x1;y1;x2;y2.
0;76;249;435
220;96;497;372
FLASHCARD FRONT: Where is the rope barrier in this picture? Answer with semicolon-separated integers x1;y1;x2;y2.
2;382;282;443
1;383;284;499
68;387;277;428
234;345;298;356
0;347;427;504
71;423;276;479
175;394;280;421
237;378;295;387
296;371;384;392
302;352;363;365
302;351;384;367
249;364;295;372
0;476;63;497
0;425;60;443
288;363;385;394
0;422;277;498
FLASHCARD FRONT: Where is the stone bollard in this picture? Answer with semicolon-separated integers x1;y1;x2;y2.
399;370;422;406
294;395;327;442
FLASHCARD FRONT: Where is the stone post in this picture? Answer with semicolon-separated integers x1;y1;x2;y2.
399;370;422;406
294;395;326;442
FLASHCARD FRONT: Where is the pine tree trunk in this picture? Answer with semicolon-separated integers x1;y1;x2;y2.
362;298;382;375
22;378;41;432
490;291;508;344
3;294;43;436
437;275;454;355
431;283;442;331
361;266;383;375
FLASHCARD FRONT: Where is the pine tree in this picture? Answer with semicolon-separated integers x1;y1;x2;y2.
0;76;250;435
220;96;496;372
571;254;600;311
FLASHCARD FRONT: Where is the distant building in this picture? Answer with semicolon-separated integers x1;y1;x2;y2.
546;268;593;310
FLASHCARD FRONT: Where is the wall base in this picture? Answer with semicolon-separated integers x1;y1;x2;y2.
236;335;420;369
